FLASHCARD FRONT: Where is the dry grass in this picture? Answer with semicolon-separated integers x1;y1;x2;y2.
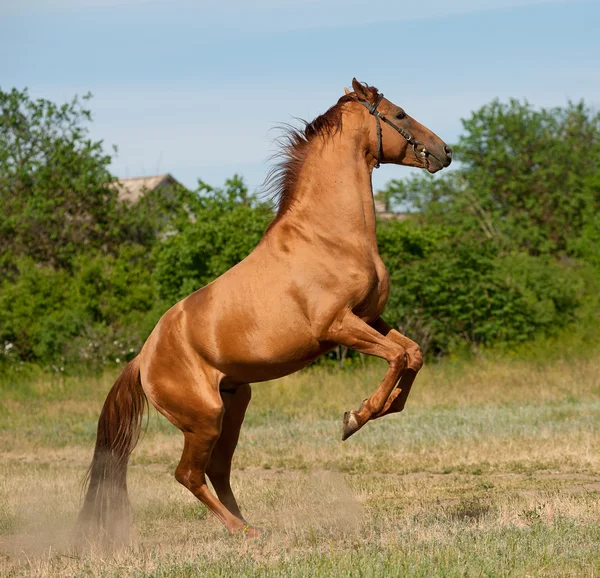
1;354;600;576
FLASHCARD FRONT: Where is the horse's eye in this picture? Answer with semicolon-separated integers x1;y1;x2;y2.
396;111;406;120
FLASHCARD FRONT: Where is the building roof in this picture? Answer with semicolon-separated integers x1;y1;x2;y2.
116;173;180;203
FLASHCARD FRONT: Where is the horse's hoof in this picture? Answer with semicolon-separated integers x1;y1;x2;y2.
342;410;360;441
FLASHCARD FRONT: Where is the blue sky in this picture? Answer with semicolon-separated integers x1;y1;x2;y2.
2;0;599;192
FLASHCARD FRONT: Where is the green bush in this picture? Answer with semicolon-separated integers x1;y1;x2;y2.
0;259;75;362
0;250;164;369
378;220;581;356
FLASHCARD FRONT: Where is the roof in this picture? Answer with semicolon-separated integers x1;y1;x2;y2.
115;173;180;203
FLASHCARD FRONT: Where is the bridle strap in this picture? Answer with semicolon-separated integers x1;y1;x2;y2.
358;93;421;169
367;93;384;168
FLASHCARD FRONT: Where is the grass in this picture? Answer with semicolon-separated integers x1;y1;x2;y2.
1;352;600;576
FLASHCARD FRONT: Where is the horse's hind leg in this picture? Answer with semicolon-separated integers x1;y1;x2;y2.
144;367;258;537
206;384;251;522
176;429;251;535
175;416;260;537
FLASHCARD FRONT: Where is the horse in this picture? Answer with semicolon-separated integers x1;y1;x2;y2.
77;78;452;541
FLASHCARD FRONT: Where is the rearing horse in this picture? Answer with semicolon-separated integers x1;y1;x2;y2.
78;79;452;540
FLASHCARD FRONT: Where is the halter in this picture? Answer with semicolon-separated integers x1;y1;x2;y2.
357;93;423;169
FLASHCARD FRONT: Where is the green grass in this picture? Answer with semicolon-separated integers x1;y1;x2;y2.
1;352;600;576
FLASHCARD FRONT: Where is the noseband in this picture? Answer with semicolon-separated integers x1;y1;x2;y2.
357;93;425;169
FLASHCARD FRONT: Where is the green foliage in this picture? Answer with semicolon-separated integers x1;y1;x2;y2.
383;99;600;258
0;248;162;368
153;176;272;303
0;258;74;362
0;88;126;271
377;221;581;355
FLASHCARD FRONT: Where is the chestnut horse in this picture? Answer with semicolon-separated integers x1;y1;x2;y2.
78;78;452;540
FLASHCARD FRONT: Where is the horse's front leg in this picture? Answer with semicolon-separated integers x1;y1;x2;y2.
370;317;423;419
324;312;408;440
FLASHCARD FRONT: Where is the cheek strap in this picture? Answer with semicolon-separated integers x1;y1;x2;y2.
357;93;420;169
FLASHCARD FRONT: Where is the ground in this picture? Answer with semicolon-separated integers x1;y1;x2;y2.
1;354;599;576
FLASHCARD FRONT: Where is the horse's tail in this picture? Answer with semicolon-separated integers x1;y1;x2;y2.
77;356;147;544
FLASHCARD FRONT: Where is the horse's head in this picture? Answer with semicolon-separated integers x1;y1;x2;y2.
348;78;452;173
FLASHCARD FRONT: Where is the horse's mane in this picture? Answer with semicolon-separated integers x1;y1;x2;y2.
263;85;379;224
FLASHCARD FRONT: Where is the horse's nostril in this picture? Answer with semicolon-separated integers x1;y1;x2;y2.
444;145;452;158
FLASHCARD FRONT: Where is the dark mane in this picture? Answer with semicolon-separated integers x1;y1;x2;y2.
263;86;379;224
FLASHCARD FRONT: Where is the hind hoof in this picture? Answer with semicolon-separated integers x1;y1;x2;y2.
342;410;360;441
240;523;264;539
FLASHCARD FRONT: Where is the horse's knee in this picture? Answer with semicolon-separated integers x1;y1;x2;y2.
409;344;423;372
176;462;212;492
175;417;222;489
175;463;200;489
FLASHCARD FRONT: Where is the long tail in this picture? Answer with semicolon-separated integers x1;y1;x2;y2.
77;356;147;544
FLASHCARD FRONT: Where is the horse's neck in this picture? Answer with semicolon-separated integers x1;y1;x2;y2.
274;137;378;250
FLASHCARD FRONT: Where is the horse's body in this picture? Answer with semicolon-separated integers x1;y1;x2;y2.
78;79;452;540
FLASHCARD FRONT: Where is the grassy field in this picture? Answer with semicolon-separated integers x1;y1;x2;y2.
1;352;600;577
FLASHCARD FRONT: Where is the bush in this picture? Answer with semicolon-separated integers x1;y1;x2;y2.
0;247;165;369
378;220;581;356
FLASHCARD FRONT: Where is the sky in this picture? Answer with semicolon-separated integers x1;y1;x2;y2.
2;0;599;192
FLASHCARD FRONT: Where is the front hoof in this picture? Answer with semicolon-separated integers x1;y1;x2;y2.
342;410;360;441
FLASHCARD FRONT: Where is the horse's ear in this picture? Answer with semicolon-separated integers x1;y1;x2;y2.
344;87;351;95
352;78;373;102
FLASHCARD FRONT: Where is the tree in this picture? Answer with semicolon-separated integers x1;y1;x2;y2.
0;88;123;272
382;100;600;257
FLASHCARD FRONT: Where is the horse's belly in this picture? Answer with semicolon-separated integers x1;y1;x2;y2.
210;333;330;383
